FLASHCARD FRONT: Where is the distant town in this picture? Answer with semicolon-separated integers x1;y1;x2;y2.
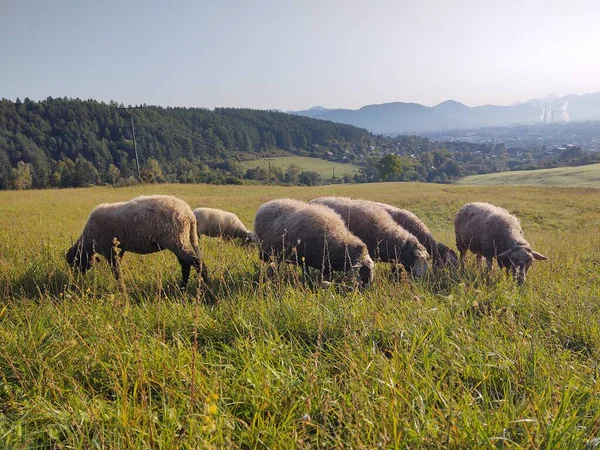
419;120;600;154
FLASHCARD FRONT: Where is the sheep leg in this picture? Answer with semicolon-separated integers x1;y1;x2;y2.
199;261;208;284
459;250;467;270
178;251;208;289
390;263;403;281
266;263;277;280
320;268;332;289
262;251;280;281
107;253;125;292
178;258;192;289
486;257;493;272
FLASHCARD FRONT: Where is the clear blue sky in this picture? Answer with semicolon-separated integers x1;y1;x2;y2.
2;0;599;110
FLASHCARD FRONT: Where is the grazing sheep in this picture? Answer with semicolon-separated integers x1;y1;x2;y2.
254;199;374;287
194;207;256;245
373;201;459;269
310;197;429;277
454;202;547;284
66;195;208;289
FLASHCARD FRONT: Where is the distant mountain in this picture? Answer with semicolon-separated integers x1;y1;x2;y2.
290;92;600;134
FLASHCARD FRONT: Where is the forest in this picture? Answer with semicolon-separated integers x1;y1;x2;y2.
1;97;599;190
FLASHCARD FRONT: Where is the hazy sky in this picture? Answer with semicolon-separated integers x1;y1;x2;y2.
2;0;599;110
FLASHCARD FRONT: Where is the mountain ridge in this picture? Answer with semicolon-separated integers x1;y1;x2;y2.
290;92;600;134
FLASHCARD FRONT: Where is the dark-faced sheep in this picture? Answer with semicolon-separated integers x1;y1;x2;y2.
373;201;459;269
254;199;374;287
454;202;547;284
194;207;256;245
310;197;429;278
66;195;208;289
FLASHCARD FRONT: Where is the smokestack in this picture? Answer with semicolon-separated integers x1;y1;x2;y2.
561;101;570;122
540;102;547;123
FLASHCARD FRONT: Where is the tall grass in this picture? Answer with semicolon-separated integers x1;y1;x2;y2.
1;183;600;448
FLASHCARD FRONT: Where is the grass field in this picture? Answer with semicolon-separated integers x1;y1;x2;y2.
458;163;600;187
240;156;359;179
2;182;600;448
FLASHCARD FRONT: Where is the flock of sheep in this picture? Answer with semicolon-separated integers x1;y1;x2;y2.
66;194;548;291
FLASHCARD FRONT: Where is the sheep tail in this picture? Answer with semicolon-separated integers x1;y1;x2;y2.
190;222;201;258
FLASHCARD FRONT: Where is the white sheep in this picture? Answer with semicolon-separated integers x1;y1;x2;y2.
454;202;547;283
254;198;374;287
373;201;459;269
193;207;256;245
310;197;429;278
66;195;208;288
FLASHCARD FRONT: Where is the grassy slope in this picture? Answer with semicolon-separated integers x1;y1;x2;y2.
457;162;600;187
1;182;600;448
240;156;359;178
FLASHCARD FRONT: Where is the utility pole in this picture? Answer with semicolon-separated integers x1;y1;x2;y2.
265;158;275;185
116;106;143;181
332;165;335;179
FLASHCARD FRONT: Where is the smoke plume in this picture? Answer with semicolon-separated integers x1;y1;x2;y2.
561;101;570;122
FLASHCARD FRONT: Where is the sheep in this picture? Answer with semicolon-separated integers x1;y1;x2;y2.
66;195;208;289
373;201;459;269
310;197;429;277
254;198;374;287
194;207;256;245
454;202;548;284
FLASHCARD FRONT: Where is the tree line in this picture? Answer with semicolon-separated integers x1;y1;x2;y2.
0;97;373;189
2;97;599;190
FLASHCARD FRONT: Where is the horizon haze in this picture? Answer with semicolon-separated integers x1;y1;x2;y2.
2;0;600;110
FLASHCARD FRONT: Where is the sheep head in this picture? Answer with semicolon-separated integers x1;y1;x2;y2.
345;252;374;289
66;242;96;273
497;246;548;284
243;231;258;246
437;243;459;269
411;245;430;278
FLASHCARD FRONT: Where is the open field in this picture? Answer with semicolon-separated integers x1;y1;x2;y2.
2;182;600;447
458;163;600;187
240;156;359;179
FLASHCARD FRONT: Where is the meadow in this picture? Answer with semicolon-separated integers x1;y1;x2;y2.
1;182;600;448
458;163;600;188
240;156;359;179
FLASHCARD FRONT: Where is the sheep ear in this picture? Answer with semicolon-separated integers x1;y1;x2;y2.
415;248;429;259
497;248;513;258
532;251;548;261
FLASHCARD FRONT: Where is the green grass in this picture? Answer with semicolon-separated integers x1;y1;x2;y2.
2;182;600;448
240;156;359;179
457;163;600;187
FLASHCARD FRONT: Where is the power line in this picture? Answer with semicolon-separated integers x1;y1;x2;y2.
133;112;216;152
116;106;143;180
134;109;238;156
133;112;234;159
136;110;213;146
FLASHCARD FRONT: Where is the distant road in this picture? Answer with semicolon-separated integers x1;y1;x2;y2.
456;163;600;188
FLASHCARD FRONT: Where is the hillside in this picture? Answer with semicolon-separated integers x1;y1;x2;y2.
0;97;373;190
457;163;600;187
240;156;359;179
291;92;600;134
